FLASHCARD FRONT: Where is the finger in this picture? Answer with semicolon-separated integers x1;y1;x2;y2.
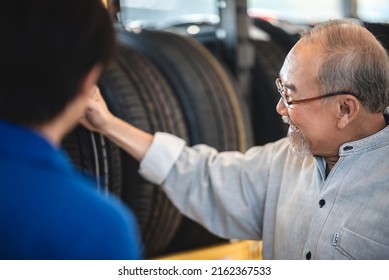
79;116;95;132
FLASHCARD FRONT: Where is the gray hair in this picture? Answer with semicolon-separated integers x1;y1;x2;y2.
301;19;389;113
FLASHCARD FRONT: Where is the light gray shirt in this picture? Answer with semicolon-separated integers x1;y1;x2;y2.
139;124;389;259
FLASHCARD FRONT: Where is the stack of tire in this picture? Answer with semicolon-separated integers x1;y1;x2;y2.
249;18;300;145
163;18;298;145
61;25;253;258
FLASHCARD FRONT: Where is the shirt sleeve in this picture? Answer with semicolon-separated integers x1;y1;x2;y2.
139;132;186;184
139;132;279;240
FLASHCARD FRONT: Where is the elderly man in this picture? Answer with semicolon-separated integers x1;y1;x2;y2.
82;19;389;259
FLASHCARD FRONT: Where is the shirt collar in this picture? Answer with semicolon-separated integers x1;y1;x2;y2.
338;111;389;156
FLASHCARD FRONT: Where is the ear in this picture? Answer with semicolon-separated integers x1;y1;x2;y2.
77;64;103;100
337;95;360;129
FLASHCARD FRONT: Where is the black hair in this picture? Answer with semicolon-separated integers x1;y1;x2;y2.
0;0;115;125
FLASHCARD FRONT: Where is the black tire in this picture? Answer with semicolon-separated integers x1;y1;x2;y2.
116;28;252;151
253;18;298;52
98;45;189;257
250;24;290;145
61;126;122;197
116;27;253;254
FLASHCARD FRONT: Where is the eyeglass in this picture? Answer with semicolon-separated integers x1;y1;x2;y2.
275;78;354;107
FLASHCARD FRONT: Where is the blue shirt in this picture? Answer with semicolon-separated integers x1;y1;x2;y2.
0;121;142;259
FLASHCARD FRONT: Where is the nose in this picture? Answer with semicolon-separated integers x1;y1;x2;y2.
276;98;289;116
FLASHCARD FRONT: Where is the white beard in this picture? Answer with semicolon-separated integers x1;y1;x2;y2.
282;116;312;158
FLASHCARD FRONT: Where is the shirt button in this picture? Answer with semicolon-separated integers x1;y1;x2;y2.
306;251;311;260
319;199;326;208
343;146;353;151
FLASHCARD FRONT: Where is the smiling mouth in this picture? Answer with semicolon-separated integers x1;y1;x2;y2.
281;116;312;157
282;116;300;134
289;123;300;134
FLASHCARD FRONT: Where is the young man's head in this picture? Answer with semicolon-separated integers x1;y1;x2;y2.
0;0;114;127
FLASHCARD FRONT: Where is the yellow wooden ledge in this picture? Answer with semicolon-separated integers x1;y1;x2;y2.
154;240;262;260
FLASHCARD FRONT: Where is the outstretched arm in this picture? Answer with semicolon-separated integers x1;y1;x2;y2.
80;86;153;161
80;87;266;241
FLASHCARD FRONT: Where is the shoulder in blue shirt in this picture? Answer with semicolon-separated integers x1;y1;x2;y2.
0;121;142;259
